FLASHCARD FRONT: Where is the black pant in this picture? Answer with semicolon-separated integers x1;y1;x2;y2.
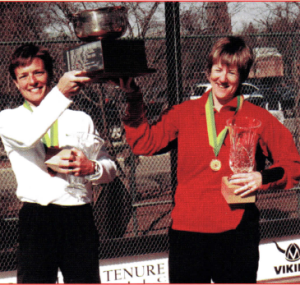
169;205;260;283
17;202;100;284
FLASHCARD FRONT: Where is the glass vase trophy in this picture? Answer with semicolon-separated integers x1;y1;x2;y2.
221;117;261;204
63;6;155;82
64;133;104;201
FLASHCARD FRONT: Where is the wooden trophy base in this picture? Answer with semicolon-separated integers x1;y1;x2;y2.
45;148;72;172
64;39;156;82
221;176;256;204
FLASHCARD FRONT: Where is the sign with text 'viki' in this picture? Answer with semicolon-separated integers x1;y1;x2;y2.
257;237;300;281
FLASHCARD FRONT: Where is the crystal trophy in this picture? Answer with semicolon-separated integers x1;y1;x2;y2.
221;117;261;204
64;132;104;201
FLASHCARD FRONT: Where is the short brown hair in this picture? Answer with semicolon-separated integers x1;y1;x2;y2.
9;44;53;82
206;36;254;83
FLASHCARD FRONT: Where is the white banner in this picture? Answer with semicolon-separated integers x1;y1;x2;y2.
98;252;169;283
4;239;300;283
0;253;169;284
257;237;300;281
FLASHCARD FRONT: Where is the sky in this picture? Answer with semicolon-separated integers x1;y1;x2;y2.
229;2;271;33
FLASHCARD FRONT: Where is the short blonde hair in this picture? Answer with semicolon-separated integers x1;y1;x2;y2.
206;36;254;83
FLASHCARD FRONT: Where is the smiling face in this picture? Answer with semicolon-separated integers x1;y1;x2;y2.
13;57;50;107
209;61;240;110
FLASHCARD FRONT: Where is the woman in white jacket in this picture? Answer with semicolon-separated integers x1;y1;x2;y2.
0;44;116;283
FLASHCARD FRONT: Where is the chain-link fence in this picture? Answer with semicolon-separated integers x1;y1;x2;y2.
0;1;299;273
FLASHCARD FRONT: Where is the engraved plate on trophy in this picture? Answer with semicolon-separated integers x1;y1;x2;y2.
64;41;104;72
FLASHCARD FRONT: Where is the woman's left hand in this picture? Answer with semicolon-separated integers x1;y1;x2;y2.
229;171;262;197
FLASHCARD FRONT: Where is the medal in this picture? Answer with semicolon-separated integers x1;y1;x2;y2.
210;159;221;171
205;92;243;172
24;100;59;176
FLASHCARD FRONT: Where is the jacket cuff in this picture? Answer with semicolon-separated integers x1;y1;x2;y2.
261;167;285;185
122;92;147;127
85;160;103;182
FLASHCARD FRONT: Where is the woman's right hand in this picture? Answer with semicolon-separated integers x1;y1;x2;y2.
57;70;92;98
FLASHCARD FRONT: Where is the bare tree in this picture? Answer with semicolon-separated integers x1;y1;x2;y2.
0;2;47;41
256;2;300;33
254;2;300;79
122;2;164;38
180;4;208;36
204;2;232;35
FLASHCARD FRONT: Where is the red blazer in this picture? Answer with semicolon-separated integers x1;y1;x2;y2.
123;90;300;233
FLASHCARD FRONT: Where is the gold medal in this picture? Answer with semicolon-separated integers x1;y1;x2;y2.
210;159;221;171
205;92;243;173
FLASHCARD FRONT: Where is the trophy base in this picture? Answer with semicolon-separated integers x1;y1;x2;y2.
65;184;88;202
45;148;72;172
221;176;256;204
64;39;156;81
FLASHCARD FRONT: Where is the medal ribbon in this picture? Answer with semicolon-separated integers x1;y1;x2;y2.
205;91;243;157
23;100;59;148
